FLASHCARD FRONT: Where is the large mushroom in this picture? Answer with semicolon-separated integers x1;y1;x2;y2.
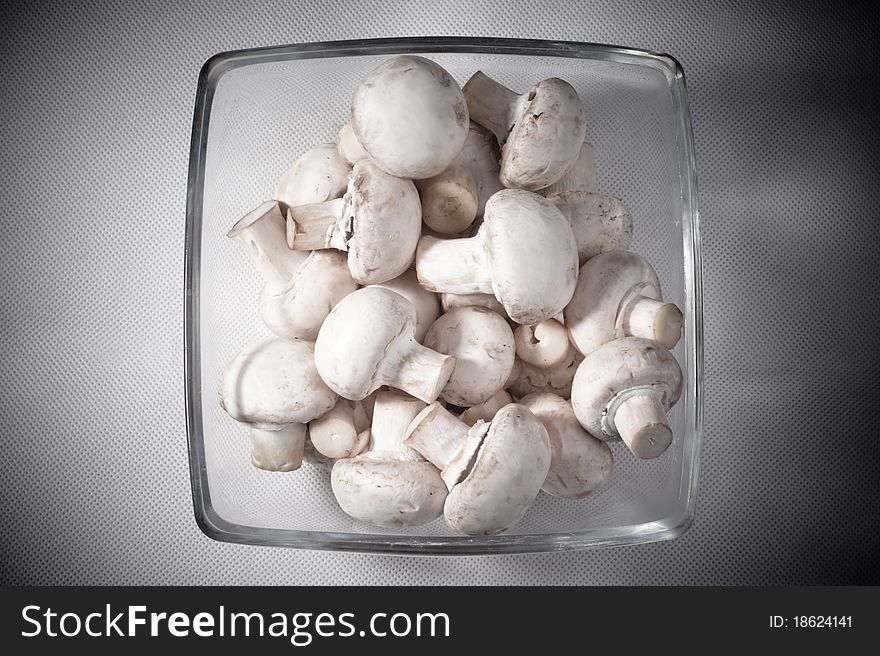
519;393;613;499
219;337;337;471
571;337;682;459
351;55;469;179
565;250;683;355
227;202;357;340
314;287;455;403
405;402;550;535
275;143;351;208
371;269;441;343
331;391;447;527
463;71;586;190
416;189;578;325
415;122;503;234
423;306;515;406
286;159;422;284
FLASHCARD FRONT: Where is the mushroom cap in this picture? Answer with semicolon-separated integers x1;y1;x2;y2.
444;403;551;535
331;456;447;527
258;250;358;341
571;337;682;441
458;122;503;217
352;55;469;179
483;189;579;324
507;348;582;399
501;78;587;190
424;306;515;406
219;337;337;429
372;269;441;343
565;250;663;355
275;143;351;208
345;159;422;284
315;286;415;401
546;191;633;266
518;393;613;499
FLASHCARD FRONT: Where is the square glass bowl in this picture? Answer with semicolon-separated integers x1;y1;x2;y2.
185;37;703;554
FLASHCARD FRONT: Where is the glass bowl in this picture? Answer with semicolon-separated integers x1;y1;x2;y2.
184;37;703;554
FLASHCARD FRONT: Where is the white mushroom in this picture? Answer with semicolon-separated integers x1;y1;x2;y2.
416;189;578;324
513;319;571;369
462;71;586;190
352;55;469;179
519;393;613;498
228;203;358;340
331;391;446;527
286;159;422;284
335;122;368;165
371;269;441;343
423;306;515;406
547;191;633;266
405;402;550;535
460;389;512;426
571;337;682;459
259;250;358;341
314;287;455;403
275;144;351;208
308;398;372;460
507;347;582;400
565;250;683;355
415;122;502;234
219;337;337;471
541;142;597;196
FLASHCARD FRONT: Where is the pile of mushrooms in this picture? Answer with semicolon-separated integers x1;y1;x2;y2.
219;55;684;536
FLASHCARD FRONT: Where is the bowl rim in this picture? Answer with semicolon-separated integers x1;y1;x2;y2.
184;36;703;555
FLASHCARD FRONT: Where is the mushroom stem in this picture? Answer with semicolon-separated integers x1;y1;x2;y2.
286;198;346;251
613;394;673;459
416;234;493;294
336;121;368;165
622;295;684;350
462;71;520;143
382;342;456;404
405;403;488;490
227;201;304;286
248;424;307;472
542;143;597;196
369;391;426;455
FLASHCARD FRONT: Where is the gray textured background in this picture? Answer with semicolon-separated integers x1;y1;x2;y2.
1;1;878;584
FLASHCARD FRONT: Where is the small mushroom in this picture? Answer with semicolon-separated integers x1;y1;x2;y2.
462;71;586;190
423;306;515;406
519;393;613;499
416;189;578;324
331;391;446;527
405;402;551;535
513;319;571;369
460;389;512;426
547;191;633;266
571;337;682;459
335;122;368;165
286;159;422;285
275;144;351;208
309;398;372;460
219;337;337;471
565;250;683;355
541;142;597;196
352;55;469;179
314;286;456;403
371;269;441;343
414;122;503;234
507;347;582;400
